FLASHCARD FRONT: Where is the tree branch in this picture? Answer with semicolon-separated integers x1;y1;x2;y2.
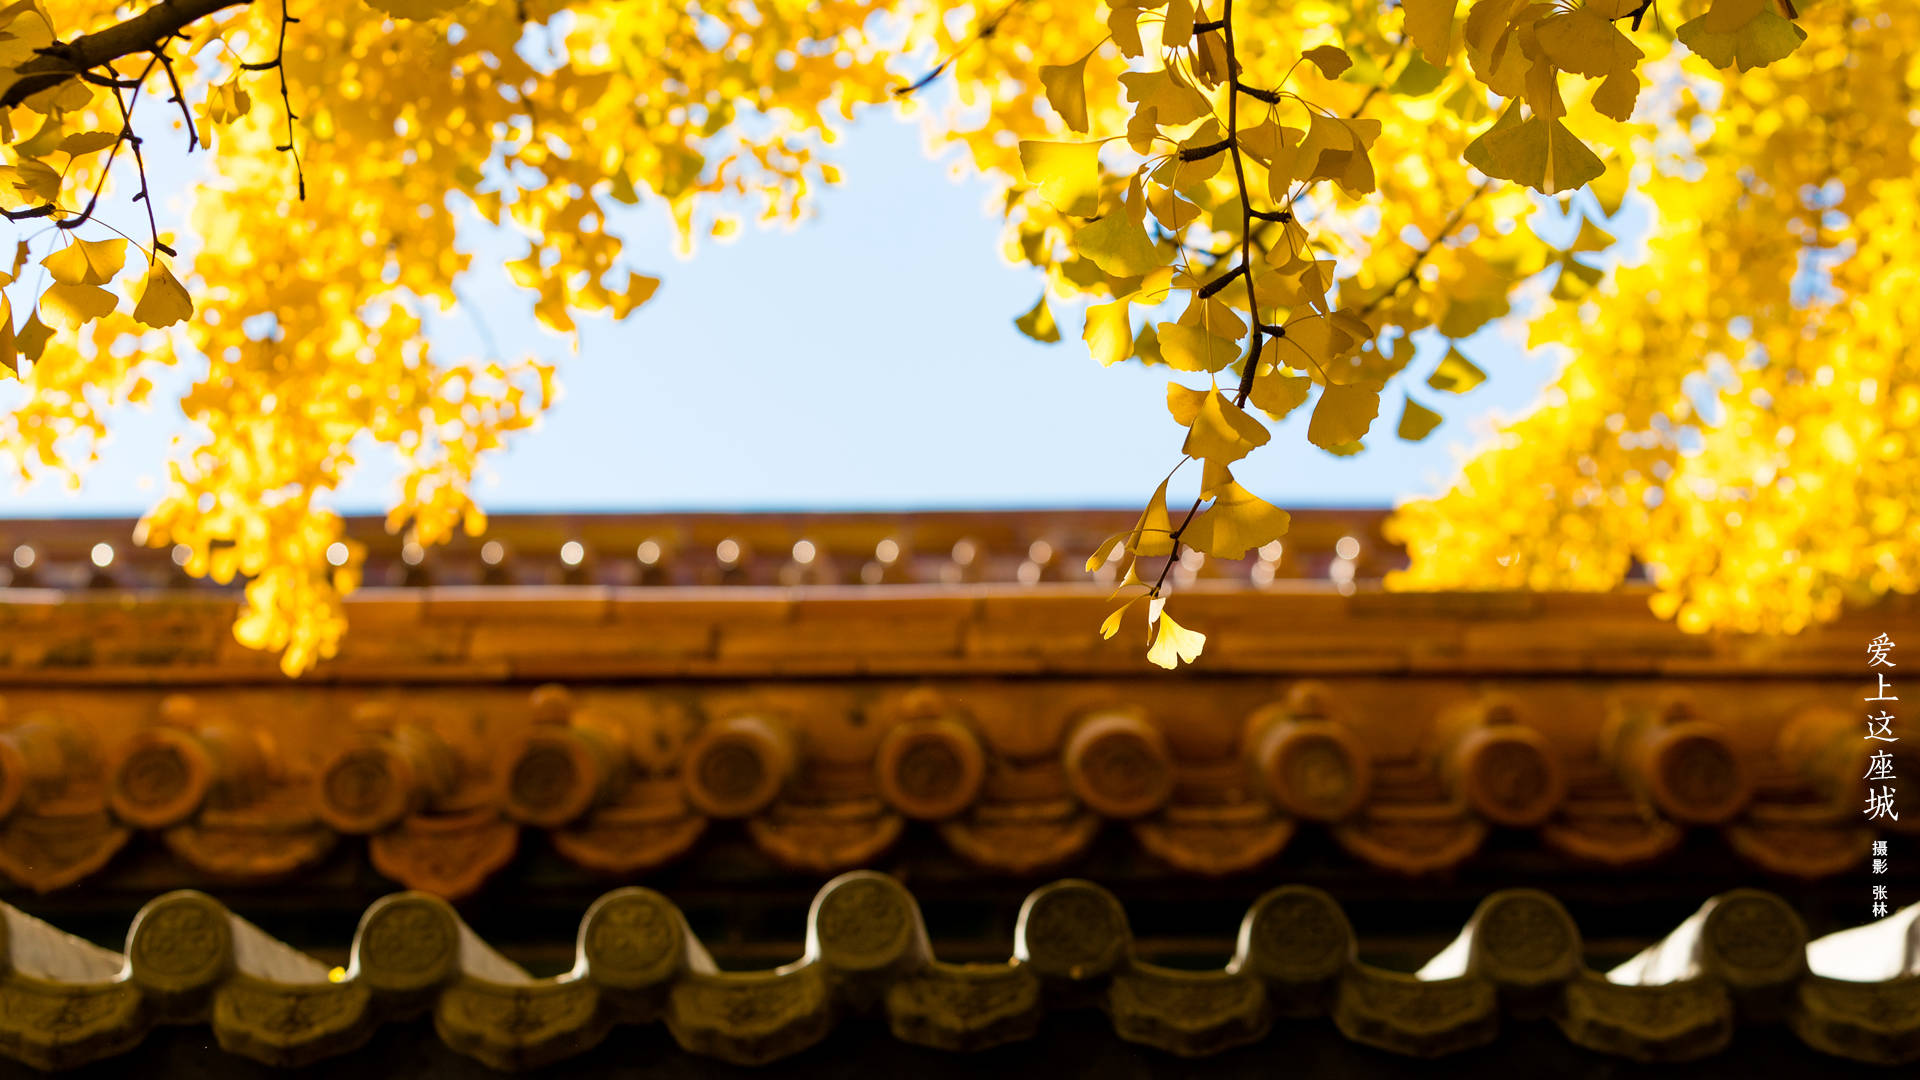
1152;0;1266;602
893;0;1029;98
1222;0;1265;411
1;0;251;108
1357;180;1492;315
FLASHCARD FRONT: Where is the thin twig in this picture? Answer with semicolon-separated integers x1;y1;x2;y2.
1222;0;1264;412
1150;0;1270;600
270;0;304;199
1;0;249;108
57;53;160;238
111;64;175;257
156;42;200;151
1357;180;1492;315
893;0;1030;98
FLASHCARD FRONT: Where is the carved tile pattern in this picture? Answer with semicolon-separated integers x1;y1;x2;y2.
0;867;1908;1070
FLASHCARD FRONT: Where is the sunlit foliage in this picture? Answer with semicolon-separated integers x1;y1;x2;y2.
0;0;1901;672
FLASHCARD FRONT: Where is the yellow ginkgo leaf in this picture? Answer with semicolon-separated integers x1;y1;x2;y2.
1296;113;1382;196
1535;6;1641;80
16;310;51;361
1015;293;1061;343
133;260;195;329
1157;321;1241;373
0;161;59;210
1166;382;1209;427
1263;125;1310;196
1185;471;1291;560
1437;290;1512;339
1307;384;1381;450
1118;69;1212;127
1100;595;1145;639
1195;457;1234;501
1181;387;1271;465
1170;121;1229;191
58;131;119;156
1127;479;1176;557
1402;0;1460;63
1124;102;1162;155
360;0;467;19
1464;114;1604;195
1551;256;1605;300
1255;257;1337;311
1162;0;1196;46
1676;0;1806;72
1570;218;1615;252
1269;314;1355;378
1427;348;1486;393
40;283;117;330
1085;531;1132;573
605;272;660;318
1146;610;1206;670
1177;293;1248;339
1329;308;1375;345
1019;141;1102;217
1072;208;1161;278
1250;361;1312;420
1145;183;1201;230
1108;3;1145;57
205;80;251;125
1695;0;1764;39
1301;45;1353;79
0;293;14;377
1397;395;1443;441
1192;18;1230;85
1132;323;1164;366
1109;558;1147;597
1235;120;1279;165
41;238;126;287
1039;48;1093;133
1591;66;1640;122
1084;299;1134;366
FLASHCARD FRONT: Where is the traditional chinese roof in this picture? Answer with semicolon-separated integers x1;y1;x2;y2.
0;512;1910;900
0;873;1910;1072
0;508;1401;591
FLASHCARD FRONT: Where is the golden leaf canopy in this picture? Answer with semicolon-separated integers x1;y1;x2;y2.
0;0;1906;672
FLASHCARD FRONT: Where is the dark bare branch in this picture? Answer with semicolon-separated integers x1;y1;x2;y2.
1;0;251;108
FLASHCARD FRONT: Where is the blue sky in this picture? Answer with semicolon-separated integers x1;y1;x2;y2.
0;114;1569;517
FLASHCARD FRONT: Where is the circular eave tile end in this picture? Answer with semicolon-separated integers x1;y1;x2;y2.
503;731;600;828
109;730;212;829
1064;713;1174;820
877;718;986;821
1017;880;1130;980
317;743;416;834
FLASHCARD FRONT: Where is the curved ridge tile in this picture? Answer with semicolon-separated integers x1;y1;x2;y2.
1793;902;1920;1065
0;878;1910;1069
1;905;124;983
666;965;832;1065
0;903;142;1070
214;975;374;1069
1558;972;1734;1062
1235;885;1353;1016
1609;888;1809;1015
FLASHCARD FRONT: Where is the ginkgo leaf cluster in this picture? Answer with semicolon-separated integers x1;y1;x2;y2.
0;0;1903;676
